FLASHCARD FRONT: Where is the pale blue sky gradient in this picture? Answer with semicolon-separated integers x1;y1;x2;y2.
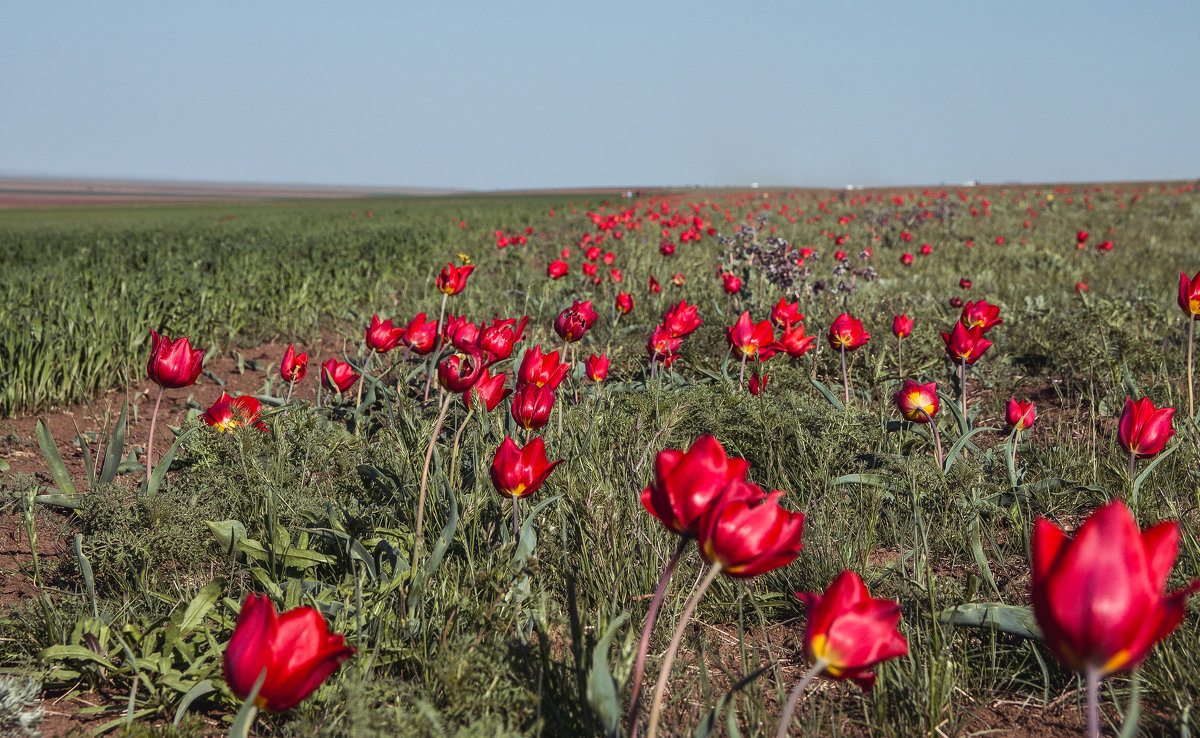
3;1;1198;190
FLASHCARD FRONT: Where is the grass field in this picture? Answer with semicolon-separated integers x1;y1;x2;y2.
1;182;1199;736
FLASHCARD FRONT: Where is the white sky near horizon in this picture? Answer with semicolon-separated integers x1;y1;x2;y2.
2;1;1198;191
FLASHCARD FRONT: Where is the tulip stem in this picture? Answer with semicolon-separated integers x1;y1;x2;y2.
1085;665;1101;738
413;392;453;569
144;386;165;490
448;407;473;487
626;536;690;738
739;352;748;393
774;658;828;738
1129;450;1137;489
284;381;294;405
354;352;375;437
919;409;944;470
840;344;850;405
513;497;521;541
960;356;968;422
646;564;722;738
425;293;450;402
897;335;903;379
1187;318;1195;423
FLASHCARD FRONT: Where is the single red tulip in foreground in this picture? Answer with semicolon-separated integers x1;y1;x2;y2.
479;316;528;362
941;321;992;365
780;324;815;358
320;358;360;395
1117;396;1175;459
281;344;307;384
828;314;868;404
641;435;751;538
893;380;938;424
436;262;475;295
202;392;268;433
489;436;563;500
663;300;703;337
223;594;354;712
147;330;204;390
891;314;913;339
1031;501;1198;737
1006;398;1036;431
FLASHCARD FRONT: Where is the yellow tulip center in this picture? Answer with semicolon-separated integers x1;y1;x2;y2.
1190;298;1200;316
808;634;844;676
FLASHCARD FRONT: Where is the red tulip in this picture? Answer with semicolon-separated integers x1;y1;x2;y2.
749;373;769;396
479;316;528;362
147;330;204;389
726;312;779;360
281;344;307;384
722;273;742;294
696;480;804;578
463;368;511;411
672;273;686;286
893;380;938;423
442;315;480;351
941;321;992;364
320;358;359;394
570;300;599;328
583;262;598;277
1031;500;1198;676
1006;398;1036;431
646;325;683;362
517;344;570;389
795;571;908;691
402;313;438;355
959;278;973;290
663;300;703;337
892;314;913;339
827;313;869;351
437;348;485;393
640;435;751;537
779;324;815;358
436;263;475;295
202;392;268;433
1179;270;1200;319
616;292;634;314
585;353;609;382
648;274;662;294
900;253;914;266
489;436;563;499
960;300;1003;332
1076;229;1089;247
1075;281;1089;293
1096;240;1114;252
949;296;964;308
554;307;589;343
223;594;354;712
1117;397;1175;458
510;383;556;430
366;315;405;353
920;243;932;255
547;260;569;279
770;298;803;329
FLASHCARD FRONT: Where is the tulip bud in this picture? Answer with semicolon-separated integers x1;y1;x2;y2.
147;330;205;389
281;344;308;384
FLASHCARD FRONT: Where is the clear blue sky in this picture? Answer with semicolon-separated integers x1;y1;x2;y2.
3;1;1198;190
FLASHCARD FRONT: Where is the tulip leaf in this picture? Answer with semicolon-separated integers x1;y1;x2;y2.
99;400;128;486
1117;673;1141;738
936;603;1041;641
967;516;1001;598
407;483;459;612
585;611;628;738
810;378;843;412
206;520;248;558
73;534;98;619
1131;441;1179;507
693;663;771;738
36;419;77;496
173;579;225;637
943;427;996;472
34;493;85;509
172;679;215;728
38;645;118;672
828;473;893;489
937;391;970;435
229;669;265;738
514;495;563;569
143;426;198;497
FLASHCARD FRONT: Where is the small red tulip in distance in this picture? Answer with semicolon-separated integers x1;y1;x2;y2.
893;380;938;423
892;314;913;339
1076;229;1089;247
959;278;973;290
672;273;685;286
366;315;405;353
1006;398;1036;431
827;313;869;350
696;480;804;578
202;392;268;433
510;383;556;430
648;274;662;294
1031;500;1198;677
1117;397;1175;459
722;273;742;294
547;260;569;279
585;353;609;382
223;594;354;712
941;321;992;365
436;262;475;295
794;571;908;691
615;292;634;315
748;373;768;396
281;344;307;384
554;306;589;343
900;253;914;266
489;436;563;499
147;330;204;389
320;358;359;394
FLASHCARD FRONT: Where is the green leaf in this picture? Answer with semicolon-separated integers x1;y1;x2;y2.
206;520;247;558
73;534;98;619
143;426;198;496
229;670;265;738
1117;672;1141;738
34;493;84;509
514;495;562;569
828;473;893;489
810;378;844;412
1132;441;1179;506
407;484;460;612
36;419;76;496
967;516;1001;598
943;427;997;472
585;611;628;738
173;679;215;728
936;603;1041;640
174;579;225;637
99;400;128;486
38;645;117;671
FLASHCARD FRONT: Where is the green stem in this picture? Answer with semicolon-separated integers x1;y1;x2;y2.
774;659;828;738
646;565;722;738
841;344;850;405
413;392;453;569
144;386;165;489
626;537;690;738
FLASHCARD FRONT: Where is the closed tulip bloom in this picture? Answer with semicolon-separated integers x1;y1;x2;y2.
795;571;908;691
1031;500;1199;676
1076;229;1089;246
223;594;355;712
616;292;634;314
202;392;269;433
726;312;779;360
900;253;914;265
640;435;751;537
281;344;307;384
722;273;742;294
489;436;563;499
827;313;869;351
941;321;992;364
648;274;662;294
517;344;570;389
402;313;438;355
892;314;913;339
554;307;589;343
366;315;405;353
436;263;475;295
585;353;609;382
463;368;511;411
893;380;938;423
1006;398;1036;431
1117;397;1176;458
647;325;683;360
960;300;1003;332
320;358;359;394
147;330;204;389
749;373;769;396
1179;270;1200;319
443;315;481;352
663;300;703;337
479;316;528;362
959;278;973;290
696;481;805;578
547;260;569;279
771;298;804;329
437;348;485;393
780;324;815;358
511;383;556;430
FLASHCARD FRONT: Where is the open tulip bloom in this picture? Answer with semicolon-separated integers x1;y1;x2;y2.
893;380;942;467
1117;396;1176;484
145;329;204;488
827;313;869;404
280;344;308;403
1031;501;1198;738
726;312;778;391
202;392;269;434
1180;270;1200;420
